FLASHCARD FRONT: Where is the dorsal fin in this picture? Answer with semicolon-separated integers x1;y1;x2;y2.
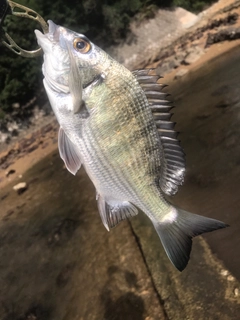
133;69;185;196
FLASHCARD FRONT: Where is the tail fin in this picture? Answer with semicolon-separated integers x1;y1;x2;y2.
152;207;228;271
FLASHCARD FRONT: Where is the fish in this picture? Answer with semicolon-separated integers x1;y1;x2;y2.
35;20;228;271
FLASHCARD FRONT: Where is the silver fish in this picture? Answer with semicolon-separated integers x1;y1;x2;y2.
35;21;227;271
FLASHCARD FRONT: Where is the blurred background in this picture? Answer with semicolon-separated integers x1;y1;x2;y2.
1;1;240;319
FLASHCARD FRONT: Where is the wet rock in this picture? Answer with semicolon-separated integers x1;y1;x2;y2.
13;182;28;194
175;68;188;79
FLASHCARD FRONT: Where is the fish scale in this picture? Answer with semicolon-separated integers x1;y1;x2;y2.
35;21;228;272
81;68;152;199
92;67;159;192
80;65;172;224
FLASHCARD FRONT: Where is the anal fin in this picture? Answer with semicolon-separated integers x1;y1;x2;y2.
97;194;138;231
58;127;82;175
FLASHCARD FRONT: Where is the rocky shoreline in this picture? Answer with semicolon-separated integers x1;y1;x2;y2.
148;5;240;76
0;94;53;149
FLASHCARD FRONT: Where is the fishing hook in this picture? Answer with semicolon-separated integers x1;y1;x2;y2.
0;0;48;57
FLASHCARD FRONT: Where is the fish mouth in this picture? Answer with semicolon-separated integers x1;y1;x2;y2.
35;20;61;51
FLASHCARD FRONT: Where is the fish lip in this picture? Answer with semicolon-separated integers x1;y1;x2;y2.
47;20;60;42
48;20;57;35
35;29;48;48
35;20;60;50
35;20;59;42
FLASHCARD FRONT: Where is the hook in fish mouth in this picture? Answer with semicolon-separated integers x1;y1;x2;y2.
35;20;73;53
35;20;58;44
35;21;63;54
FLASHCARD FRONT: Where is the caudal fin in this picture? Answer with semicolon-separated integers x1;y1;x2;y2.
152;208;228;271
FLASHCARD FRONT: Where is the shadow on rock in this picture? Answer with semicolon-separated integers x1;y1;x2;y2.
101;266;145;320
102;290;145;320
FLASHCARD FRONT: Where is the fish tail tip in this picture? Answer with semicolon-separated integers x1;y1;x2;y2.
152;207;228;271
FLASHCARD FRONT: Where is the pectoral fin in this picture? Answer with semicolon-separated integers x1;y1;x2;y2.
68;45;83;114
58;127;82;175
97;194;138;231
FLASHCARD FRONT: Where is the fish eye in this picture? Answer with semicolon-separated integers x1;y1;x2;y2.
73;37;91;53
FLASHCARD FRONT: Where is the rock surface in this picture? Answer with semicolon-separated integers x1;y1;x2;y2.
0;153;166;320
109;7;199;70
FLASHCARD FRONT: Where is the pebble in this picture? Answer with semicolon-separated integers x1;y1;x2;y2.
13;182;28;194
234;288;239;297
227;275;234;282
220;269;229;276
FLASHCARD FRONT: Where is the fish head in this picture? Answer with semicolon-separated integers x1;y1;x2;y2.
35;20;111;98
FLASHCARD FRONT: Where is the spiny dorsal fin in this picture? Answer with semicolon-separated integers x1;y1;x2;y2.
133;68;185;196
